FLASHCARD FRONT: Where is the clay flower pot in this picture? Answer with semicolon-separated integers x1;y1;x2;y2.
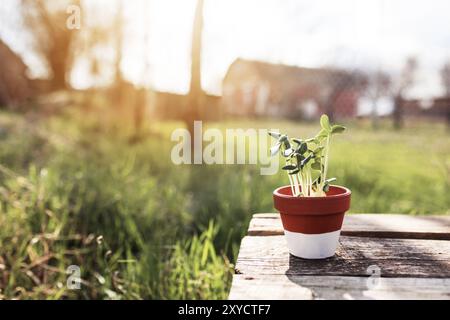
273;185;351;259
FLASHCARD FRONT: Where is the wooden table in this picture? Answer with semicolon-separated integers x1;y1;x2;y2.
229;213;450;300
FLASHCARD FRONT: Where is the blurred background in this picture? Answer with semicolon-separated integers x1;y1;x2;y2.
0;0;449;299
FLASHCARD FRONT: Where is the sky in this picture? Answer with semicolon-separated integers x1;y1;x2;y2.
1;0;450;98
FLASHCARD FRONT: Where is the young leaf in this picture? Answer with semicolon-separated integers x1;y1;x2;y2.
289;168;300;175
279;135;288;142
268;131;281;139
306;138;318;144
320;114;331;132
283;138;292;150
313;176;322;185
292;138;303;145
331;125;346;134
314;146;325;153
297;142;307;155
270;143;281;156
296;154;305;163
311;161;321;170
283;148;294;157
300;154;313;167
282;165;297;171
316;128;329;139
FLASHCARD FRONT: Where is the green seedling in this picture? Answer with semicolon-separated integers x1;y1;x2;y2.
269;115;346;197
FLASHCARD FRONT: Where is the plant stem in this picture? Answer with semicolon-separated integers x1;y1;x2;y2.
300;171;307;197
308;170;312;196
297;172;305;196
288;174;295;196
305;169;309;197
292;174;300;196
286;159;295;196
322;135;331;192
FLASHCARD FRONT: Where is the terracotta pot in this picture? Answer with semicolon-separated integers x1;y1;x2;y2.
273;185;351;259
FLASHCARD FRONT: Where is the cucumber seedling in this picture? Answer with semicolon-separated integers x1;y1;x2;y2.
269;115;346;197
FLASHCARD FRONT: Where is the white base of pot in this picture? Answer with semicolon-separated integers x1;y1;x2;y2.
284;229;341;259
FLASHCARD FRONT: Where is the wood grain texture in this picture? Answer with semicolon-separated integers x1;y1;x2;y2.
249;214;450;240
229;275;450;300
235;236;450;278
229;214;450;299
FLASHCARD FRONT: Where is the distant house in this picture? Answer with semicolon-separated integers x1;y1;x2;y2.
399;98;426;118
0;39;30;108
400;97;450;125
222;59;365;119
148;90;221;121
425;97;450;123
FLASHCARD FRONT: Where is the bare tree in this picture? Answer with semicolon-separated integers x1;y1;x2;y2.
132;1;151;141
365;70;391;129
391;57;418;129
184;0;205;149
439;61;450;128
21;0;81;90
114;0;125;86
107;0;128;120
441;61;450;97
0;39;30;109
323;70;366;123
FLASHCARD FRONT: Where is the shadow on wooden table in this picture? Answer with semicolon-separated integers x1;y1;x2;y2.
284;235;450;300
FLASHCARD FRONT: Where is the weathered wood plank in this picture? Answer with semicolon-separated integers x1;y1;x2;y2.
249;214;450;240
235;236;450;278
253;213;281;219
229;275;450;300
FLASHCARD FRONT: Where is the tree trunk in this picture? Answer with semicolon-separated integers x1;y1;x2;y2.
393;95;403;130
371;101;379;130
324;92;336;123
134;90;146;138
185;0;204;151
446;101;450;130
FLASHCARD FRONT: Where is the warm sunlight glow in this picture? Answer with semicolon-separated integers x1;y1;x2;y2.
2;0;450;97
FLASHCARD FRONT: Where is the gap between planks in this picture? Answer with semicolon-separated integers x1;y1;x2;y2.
249;213;450;240
229;213;450;300
229;275;450;300
235;235;450;278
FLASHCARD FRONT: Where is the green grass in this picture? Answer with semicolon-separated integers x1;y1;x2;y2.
0;107;449;299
